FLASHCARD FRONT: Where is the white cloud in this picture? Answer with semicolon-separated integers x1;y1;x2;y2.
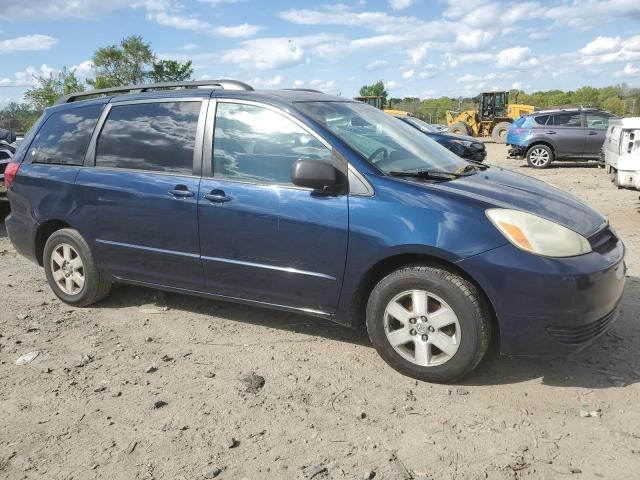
0;34;57;54
146;10;210;31
366;60;388;71
496;47;538;68
512;81;523;89
580;34;640;65
384;80;399;89
614;63;640;78
454;31;494;51
309;78;339;94
528;31;551;41
213;23;265;38
14;64;59;86
402;69;414;79
252;75;284;88
182;43;198;51
581;36;622;55
293;79;305;88
220;34;336;70
389;0;413;10
0;78;11;85
70;60;94;79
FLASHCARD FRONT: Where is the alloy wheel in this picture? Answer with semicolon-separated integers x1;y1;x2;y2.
529;147;550;167
50;243;85;295
384;289;461;367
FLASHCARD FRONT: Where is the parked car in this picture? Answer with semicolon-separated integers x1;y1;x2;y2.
603;117;640;190
394;115;486;162
0;131;17;201
5;81;626;382
507;108;615;168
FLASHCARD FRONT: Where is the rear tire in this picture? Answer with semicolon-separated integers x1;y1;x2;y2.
526;144;553;169
43;228;111;307
366;265;492;383
491;122;511;143
449;122;471;136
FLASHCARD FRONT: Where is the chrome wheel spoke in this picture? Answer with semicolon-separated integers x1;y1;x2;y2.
65;276;74;293
52;251;65;267
429;331;458;357
387;327;413;347
411;290;428;315
52;269;65;282
62;244;72;261
386;302;412;324
72;272;85;289
429;307;457;330
414;340;431;366
70;257;83;270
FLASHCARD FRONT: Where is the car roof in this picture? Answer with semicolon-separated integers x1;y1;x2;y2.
48;81;354;115
533;107;600;115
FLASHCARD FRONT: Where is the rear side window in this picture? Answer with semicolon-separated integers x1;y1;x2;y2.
551;112;581;127
96;101;201;175
213;102;331;185
533;115;549;126
29;104;103;165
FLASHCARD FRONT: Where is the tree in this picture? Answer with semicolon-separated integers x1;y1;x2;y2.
23;68;85;111
149;60;193;83
88;35;155;88
0;102;40;133
602;96;624;116
359;81;388;105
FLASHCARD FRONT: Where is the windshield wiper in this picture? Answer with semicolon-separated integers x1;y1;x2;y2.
388;169;471;180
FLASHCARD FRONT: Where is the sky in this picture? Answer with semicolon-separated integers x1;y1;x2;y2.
0;0;639;106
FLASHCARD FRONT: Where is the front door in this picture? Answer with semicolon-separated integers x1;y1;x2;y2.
547;111;585;158
583;112;611;157
197;101;349;314
75;99;206;290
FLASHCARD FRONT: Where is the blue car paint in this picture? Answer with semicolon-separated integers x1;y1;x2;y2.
5;89;626;357
506;116;534;148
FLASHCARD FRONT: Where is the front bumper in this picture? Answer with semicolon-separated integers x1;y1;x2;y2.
457;235;626;356
507;145;525;159
465;149;487;162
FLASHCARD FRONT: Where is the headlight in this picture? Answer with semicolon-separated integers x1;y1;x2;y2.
451;139;473;147
486;208;591;257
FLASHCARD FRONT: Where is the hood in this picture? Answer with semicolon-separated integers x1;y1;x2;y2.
428;167;607;237
428;131;481;145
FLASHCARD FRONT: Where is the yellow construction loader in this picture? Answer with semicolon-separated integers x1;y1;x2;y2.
446;91;535;143
354;96;413;117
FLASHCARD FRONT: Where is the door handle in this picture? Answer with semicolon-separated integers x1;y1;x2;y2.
204;189;232;203
587;131;598;135
169;185;195;197
546;131;556;134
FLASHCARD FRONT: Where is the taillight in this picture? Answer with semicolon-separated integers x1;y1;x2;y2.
4;162;20;187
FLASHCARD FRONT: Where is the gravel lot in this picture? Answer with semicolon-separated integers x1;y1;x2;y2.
1;143;640;479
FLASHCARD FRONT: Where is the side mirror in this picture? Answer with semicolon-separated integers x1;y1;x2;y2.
291;159;338;190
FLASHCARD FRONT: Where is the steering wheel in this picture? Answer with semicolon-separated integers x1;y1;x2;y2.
368;147;388;164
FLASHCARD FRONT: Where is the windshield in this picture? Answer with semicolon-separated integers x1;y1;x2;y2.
401;116;439;133
295;101;468;174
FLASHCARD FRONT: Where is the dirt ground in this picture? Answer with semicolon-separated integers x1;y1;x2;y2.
1;143;640;480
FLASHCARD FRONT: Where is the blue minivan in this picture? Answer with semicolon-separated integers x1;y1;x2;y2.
4;81;626;382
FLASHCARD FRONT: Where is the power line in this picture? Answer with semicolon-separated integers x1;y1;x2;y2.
0;84;33;88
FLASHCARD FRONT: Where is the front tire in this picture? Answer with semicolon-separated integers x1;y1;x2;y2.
449;122;471;136
43;228;111;307
526;144;553;169
366;265;491;383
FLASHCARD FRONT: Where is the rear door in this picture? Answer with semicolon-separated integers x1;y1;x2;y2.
75;98;207;290
197;100;349;314
547;112;585;158
583;112;612;157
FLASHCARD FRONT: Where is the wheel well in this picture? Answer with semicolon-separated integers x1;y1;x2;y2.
35;219;71;266
350;253;500;340
526;141;555;158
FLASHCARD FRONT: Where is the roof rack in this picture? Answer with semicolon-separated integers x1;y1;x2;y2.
55;79;254;105
281;88;325;94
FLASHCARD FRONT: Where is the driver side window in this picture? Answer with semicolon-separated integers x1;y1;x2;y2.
213;102;332;185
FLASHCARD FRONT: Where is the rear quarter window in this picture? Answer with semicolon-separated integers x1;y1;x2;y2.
28;104;103;165
533;115;549;126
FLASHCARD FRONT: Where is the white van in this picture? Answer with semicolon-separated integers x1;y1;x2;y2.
604;117;640;190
